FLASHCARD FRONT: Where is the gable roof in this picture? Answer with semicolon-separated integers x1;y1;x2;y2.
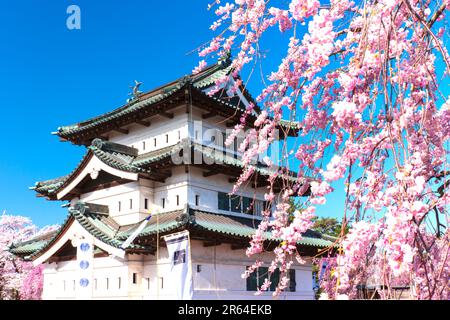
31;138;311;200
10;203;334;262
54;57;299;145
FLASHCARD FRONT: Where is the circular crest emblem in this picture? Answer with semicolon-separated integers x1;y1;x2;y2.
80;243;90;252
79;260;90;270
79;278;89;287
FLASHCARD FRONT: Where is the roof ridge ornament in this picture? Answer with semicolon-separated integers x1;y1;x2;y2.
127;80;143;103
176;205;196;225
91;138;104;149
73;201;88;215
90;138;139;157
179;75;192;86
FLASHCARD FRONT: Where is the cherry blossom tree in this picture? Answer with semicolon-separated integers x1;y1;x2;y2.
0;213;57;300
200;0;450;299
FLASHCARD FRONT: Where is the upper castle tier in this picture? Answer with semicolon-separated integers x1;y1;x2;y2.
31;57;310;226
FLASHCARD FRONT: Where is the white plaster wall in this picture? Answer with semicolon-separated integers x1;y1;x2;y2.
189;108;243;156
42;256;130;300
42;241;314;300
105;105;245;155
77;166;269;226
80;182;145;225
187;167;268;219
189;242;314;300
140;240;315;300
108;107;189;154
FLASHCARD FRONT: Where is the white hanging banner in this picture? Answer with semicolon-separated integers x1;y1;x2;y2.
163;230;193;300
76;238;94;299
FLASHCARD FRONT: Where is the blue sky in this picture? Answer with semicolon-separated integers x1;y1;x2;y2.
0;0;345;227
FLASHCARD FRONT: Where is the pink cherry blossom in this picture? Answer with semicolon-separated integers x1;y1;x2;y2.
204;0;450;299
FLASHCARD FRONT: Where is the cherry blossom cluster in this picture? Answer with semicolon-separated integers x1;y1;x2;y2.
202;0;450;299
0;213;58;300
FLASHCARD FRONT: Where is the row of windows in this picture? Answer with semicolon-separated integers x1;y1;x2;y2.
116;195;200;212
116;194;266;214
131;131;182;152
126;128;248;155
218;192;268;216
61;268;295;293
246;267;296;292
116;194;268;214
62;274;163;292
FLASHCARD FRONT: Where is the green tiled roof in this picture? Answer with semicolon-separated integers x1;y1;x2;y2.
10;203;333;261
192;63;234;90
117;208;333;248
190;209;333;248
32;176;68;195
132;144;182;166
58;86;183;137
56;60;233;139
196;144;301;183
32;138;307;199
54;56;299;143
10;203;152;260
117;209;186;240
9;235;56;256
88;145;147;174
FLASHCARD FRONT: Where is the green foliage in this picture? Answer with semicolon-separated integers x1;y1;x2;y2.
288;198;348;237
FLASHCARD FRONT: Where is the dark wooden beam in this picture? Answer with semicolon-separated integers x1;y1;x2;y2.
113;127;129;135
185;88;190;114
202;111;217;119
136;120;151;127
203;241;221;247
48;255;76;263
69;187;82;195
231;244;248;250
203;169;220;178
226;121;235;128
148;170;172;183
160;111;174;119
78;180;129;195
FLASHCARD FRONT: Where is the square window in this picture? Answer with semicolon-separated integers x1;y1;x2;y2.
218;192;230;211
173;249;186;265
230;195;242;213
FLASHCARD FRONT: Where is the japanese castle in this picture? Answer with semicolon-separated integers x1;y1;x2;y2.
10;56;333;300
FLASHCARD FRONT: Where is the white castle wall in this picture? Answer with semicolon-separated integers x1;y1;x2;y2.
108;107;189;154
40;89;304;301
42;240;314;300
106;105;246;155
74;158;269;225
